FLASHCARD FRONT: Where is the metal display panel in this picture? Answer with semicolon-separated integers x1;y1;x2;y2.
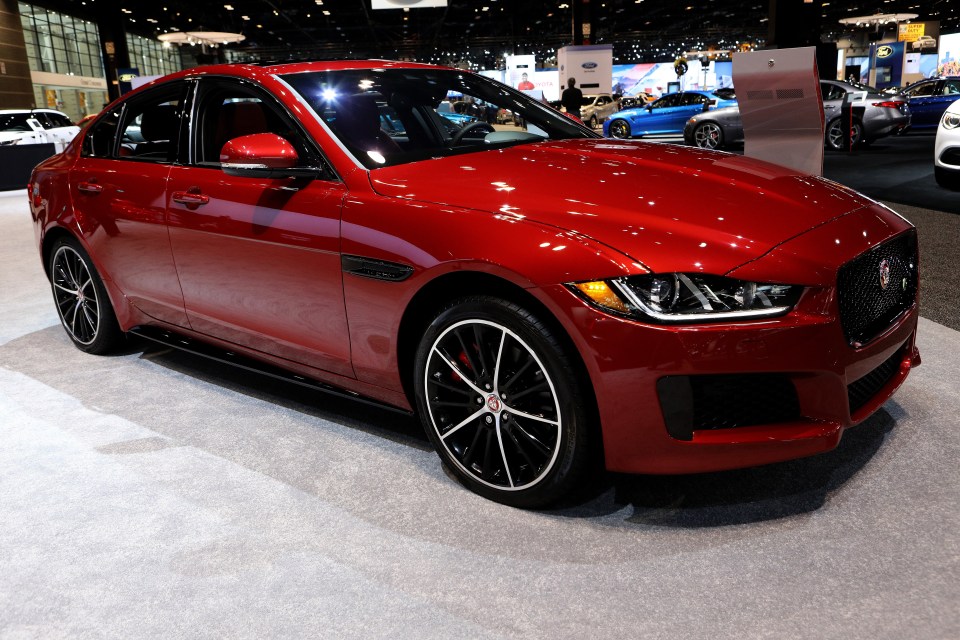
732;47;825;176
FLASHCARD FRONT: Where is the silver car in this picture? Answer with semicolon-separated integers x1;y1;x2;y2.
684;80;911;151
579;94;618;129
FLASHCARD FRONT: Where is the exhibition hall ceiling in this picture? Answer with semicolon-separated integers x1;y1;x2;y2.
24;0;960;64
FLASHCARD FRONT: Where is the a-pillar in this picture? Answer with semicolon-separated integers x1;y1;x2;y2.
0;0;34;109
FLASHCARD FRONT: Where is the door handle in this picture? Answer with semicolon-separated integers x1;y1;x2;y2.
77;180;103;194
824;105;836;110
172;188;210;208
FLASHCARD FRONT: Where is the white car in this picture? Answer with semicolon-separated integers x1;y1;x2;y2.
934;98;960;190
0;109;80;153
579;94;618;129
913;35;937;51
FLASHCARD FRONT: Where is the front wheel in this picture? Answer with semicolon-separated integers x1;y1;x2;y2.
589;114;599;129
49;238;124;354
693;122;724;149
935;165;960;190
414;297;591;508
608;119;631;139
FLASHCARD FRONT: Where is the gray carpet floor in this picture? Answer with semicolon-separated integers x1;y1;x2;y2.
1;190;958;639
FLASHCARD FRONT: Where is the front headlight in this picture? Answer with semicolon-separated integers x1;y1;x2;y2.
570;273;803;323
942;111;960;130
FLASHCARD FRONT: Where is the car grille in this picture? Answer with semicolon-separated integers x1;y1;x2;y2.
657;374;801;441
847;345;904;416
837;231;918;347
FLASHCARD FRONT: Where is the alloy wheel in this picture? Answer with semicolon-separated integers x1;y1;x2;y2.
51;245;101;345
609;119;631;139
694;122;723;149
827;120;862;150
423;319;562;491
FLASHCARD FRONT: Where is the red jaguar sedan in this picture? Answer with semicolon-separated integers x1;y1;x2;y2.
29;61;920;507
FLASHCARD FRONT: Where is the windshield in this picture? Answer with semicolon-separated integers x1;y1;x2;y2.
282;68;596;169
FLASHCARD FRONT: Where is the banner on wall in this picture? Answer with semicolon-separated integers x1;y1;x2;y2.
505;55;536;91
872;41;905;88
898;21;940;54
939;32;960;76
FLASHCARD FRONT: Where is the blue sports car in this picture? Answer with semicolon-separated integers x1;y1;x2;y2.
603;90;737;139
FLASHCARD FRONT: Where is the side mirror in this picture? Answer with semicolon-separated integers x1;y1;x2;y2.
646;105;654;112
703;100;716;113
220;133;317;179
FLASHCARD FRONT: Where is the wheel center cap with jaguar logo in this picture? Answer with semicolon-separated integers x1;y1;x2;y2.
879;258;891;290
486;395;502;413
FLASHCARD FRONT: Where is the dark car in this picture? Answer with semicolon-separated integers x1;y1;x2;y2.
901;78;960;130
683;105;743;150
685;80;911;150
29;61;920;508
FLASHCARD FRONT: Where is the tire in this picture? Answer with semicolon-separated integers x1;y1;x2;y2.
608;119;631;139
590;114;599;129
48;237;124;354
826;118;863;151
693;122;724;150
935;165;960;190
413;296;591;508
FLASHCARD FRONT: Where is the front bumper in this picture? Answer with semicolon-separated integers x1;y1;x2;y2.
538;205;919;475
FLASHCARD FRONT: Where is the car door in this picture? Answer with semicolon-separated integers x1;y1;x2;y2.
69;82;190;327
820;82;847;122
674;93;712;131
904;80;943;128
632;93;681;134
165;77;353;377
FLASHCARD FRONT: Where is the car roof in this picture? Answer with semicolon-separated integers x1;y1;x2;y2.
0;108;69;116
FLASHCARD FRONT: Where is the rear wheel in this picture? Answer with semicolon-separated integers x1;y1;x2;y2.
414;296;591;508
693;122;724;149
935;165;960;190
49;238;124;354
608;119;631;139
826;118;863;150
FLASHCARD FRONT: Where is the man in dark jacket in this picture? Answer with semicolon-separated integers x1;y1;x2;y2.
561;77;583;119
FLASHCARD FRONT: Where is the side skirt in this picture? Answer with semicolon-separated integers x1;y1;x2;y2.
128;326;413;416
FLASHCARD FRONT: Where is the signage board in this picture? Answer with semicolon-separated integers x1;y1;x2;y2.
732;47;825;176
557;45;613;93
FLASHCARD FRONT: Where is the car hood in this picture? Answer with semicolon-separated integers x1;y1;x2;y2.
368;139;869;275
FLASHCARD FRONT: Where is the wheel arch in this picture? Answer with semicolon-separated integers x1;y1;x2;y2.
40;225;80;278
396;269;604;461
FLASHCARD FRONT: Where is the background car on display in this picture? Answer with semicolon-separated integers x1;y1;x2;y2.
934;98;960;189
29;61;920;508
0;109;80;152
578;93;618;128
901;77;960;130
683;80;910;151
602;90;737;139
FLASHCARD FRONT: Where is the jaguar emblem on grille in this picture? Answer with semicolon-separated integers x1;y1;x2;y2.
879;258;891;290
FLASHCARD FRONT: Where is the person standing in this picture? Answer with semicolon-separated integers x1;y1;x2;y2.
561;77;583;119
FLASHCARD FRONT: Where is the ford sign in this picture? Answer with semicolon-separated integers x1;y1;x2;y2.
581;62;598;69
876;45;894;58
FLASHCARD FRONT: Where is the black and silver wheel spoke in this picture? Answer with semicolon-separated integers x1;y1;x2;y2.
425;319;562;491
51;245;100;346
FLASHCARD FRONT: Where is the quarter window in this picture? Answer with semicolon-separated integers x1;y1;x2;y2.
117;85;188;163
